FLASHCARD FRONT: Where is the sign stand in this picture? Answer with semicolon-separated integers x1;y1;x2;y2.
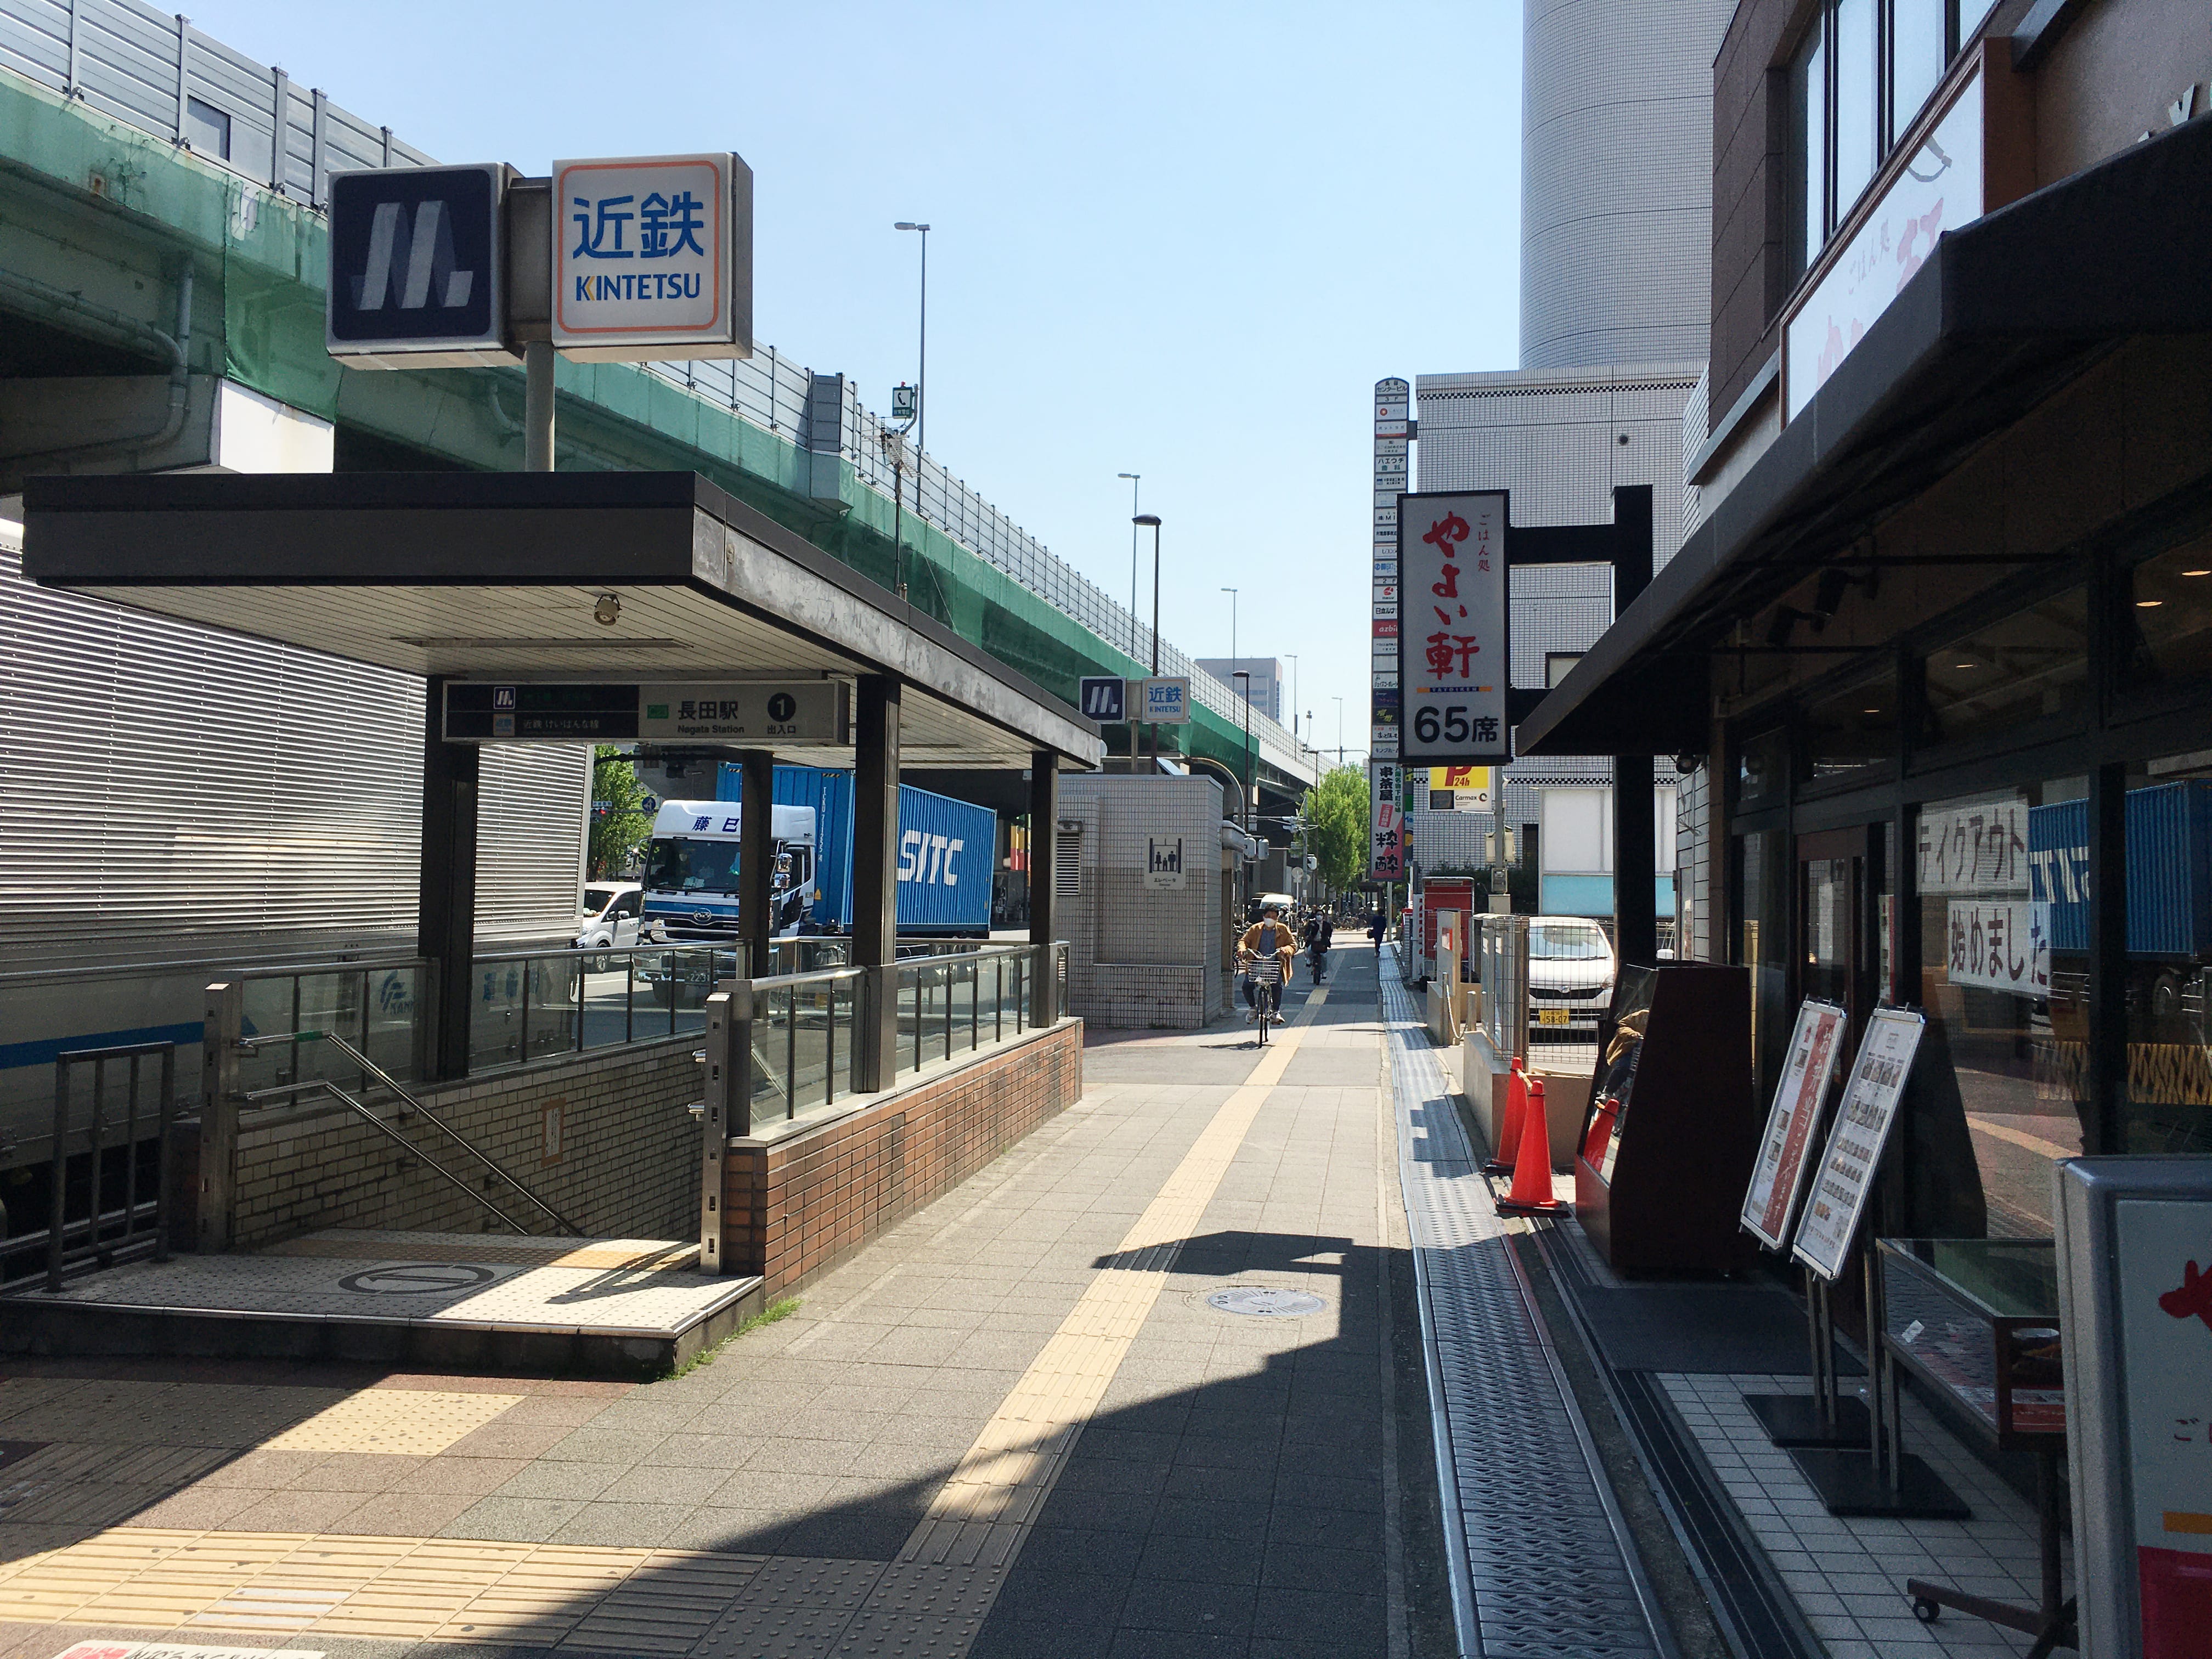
1737;998;1869;1447
1746;1271;1871;1448
1779;1006;1968;1520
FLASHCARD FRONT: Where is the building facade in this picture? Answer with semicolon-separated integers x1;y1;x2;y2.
1395;0;1730;919
1522;0;2212;1248
1193;657;1283;725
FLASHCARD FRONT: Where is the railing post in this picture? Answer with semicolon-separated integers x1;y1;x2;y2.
859;962;895;1093
699;984;753;1275
199;981;241;1252
44;1056;70;1292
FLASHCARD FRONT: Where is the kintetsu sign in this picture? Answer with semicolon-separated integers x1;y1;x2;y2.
1397;490;1508;765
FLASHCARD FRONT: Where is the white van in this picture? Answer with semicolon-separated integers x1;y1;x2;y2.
575;882;643;968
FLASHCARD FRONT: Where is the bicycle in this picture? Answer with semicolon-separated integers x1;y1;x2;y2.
1239;952;1286;1046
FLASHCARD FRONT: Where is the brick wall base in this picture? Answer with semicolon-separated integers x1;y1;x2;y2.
229;1039;702;1249
724;1019;1084;1296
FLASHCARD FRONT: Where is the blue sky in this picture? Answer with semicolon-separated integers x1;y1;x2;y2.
195;0;1524;764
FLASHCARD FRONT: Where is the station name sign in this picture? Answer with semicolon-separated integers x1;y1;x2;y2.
443;681;847;744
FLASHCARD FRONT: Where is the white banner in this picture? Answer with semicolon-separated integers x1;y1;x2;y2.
1397;492;1509;764
1793;1008;1927;1282
1918;793;2030;895
1945;900;2050;997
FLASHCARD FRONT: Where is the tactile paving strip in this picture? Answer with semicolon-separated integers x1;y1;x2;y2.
1381;955;1668;1659
261;1390;522;1455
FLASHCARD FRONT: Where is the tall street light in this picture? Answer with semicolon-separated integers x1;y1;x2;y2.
893;221;930;467
1220;588;1239;694
1233;670;1254;833
1136;514;1162;763
1118;473;1141;659
1334;696;1345;764
1284;653;1299;742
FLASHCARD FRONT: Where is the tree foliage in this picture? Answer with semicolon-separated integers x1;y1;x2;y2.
588;746;654;879
1304;764;1369;895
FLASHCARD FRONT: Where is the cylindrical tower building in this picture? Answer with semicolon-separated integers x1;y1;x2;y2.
1519;0;1733;370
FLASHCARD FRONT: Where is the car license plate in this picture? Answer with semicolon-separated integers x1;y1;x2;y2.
1536;1008;1569;1026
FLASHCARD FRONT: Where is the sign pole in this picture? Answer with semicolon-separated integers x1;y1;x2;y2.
523;338;556;472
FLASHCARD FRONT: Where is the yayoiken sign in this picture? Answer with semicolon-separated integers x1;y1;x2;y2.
1397;490;1508;765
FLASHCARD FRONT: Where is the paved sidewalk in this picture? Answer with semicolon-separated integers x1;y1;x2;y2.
0;944;1423;1659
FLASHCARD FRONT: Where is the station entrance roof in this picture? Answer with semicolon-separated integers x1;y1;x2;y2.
21;470;1103;771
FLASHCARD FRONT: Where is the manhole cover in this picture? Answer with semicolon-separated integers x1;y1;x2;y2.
337;1263;498;1294
1206;1286;1326;1318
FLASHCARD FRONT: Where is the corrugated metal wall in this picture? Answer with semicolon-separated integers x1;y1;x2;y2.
1;524;587;969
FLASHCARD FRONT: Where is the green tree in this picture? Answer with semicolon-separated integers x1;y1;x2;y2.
1304;764;1369;895
588;746;654;879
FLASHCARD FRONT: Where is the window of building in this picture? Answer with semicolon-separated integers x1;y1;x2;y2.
184;96;231;161
1920;588;2091;750
1734;727;1788;811
1914;781;2090;1237
1804;663;1899;781
2125;753;2212;1159
1788;0;1991;280
2121;526;2212;697
1545;652;1583;689
1889;0;1948;148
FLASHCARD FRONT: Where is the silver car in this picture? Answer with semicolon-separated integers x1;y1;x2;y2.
1525;916;1617;1046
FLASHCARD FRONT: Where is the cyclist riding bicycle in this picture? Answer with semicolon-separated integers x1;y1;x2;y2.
1237;904;1298;1026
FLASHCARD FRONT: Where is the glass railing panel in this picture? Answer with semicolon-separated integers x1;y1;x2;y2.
522;956;580;1062
471;956;527;1071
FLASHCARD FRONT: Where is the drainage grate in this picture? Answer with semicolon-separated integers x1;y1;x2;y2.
1205;1286;1326;1318
1383;953;1673;1659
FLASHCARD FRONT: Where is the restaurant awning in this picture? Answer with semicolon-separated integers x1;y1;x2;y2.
1517;113;2212;757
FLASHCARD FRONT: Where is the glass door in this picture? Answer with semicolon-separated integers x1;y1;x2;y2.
1798;829;1869;1029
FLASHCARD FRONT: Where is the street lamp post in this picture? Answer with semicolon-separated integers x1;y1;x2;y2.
1284;653;1298;742
1136;514;1161;764
1220;588;1239;697
1334;696;1345;765
1118;473;1141;659
1234;670;1254;834
893;222;929;465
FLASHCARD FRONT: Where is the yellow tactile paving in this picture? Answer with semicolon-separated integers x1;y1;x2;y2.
259;1389;522;1455
0;1527;773;1641
902;989;1330;1568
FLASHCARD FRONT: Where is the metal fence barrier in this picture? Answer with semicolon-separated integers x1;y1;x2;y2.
5;1040;179;1290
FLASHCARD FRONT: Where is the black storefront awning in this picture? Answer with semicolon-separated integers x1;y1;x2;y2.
1518;114;2212;757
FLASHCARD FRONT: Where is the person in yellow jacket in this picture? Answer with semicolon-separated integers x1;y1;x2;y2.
1236;904;1298;1024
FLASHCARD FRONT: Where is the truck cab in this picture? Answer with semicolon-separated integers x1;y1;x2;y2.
641;799;820;943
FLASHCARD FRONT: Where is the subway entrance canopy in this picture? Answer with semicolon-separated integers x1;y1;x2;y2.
20;467;1102;1084
19;469;1102;772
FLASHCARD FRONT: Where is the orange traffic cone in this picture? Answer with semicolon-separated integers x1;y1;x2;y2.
1498;1077;1570;1215
1483;1063;1526;1176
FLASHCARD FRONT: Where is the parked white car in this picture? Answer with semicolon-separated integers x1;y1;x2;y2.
575;882;644;969
1525;915;1617;1040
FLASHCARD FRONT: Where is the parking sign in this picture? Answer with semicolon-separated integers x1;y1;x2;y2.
1079;676;1126;721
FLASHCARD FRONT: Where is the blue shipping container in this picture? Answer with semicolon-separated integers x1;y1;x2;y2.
719;764;994;935
2027;780;2212;958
